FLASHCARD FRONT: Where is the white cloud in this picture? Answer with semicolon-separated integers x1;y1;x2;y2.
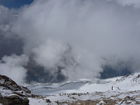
0;0;140;82
11;0;140;80
116;0;140;8
0;55;28;84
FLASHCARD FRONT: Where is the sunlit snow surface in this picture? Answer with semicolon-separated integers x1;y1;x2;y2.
28;73;140;96
28;73;140;105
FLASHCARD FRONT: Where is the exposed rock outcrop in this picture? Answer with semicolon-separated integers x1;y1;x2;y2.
0;75;31;105
0;95;29;105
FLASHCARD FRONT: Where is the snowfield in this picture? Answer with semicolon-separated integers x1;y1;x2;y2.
29;73;140;95
27;73;140;105
1;73;140;105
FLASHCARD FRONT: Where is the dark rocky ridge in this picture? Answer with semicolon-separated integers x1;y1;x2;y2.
0;75;31;105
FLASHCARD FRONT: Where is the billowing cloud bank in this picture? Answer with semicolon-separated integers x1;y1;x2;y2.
1;0;140;83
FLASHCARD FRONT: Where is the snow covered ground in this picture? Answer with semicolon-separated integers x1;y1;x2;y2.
28;73;140;105
28;73;140;95
1;73;140;105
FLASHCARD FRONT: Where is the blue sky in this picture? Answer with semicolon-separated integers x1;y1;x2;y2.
0;0;33;8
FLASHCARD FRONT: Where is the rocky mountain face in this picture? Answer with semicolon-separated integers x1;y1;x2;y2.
0;75;31;105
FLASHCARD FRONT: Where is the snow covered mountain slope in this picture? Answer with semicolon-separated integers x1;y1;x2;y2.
28;73;140;105
28;73;140;95
1;73;140;105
